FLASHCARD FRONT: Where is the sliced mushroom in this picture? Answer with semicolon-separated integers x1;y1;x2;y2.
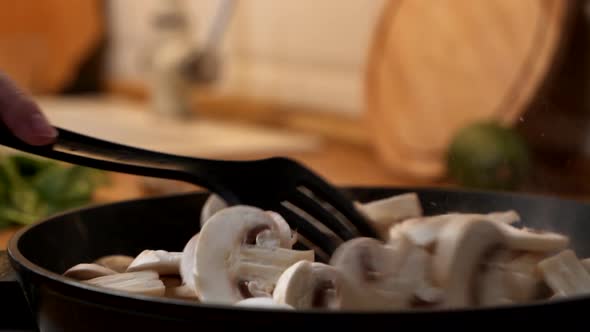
63;263;117;280
200;193;228;227
477;250;544;306
180;233;200;295
397;246;444;305
160;277;182;288
165;284;199;299
94;255;135;273
330;237;407;299
538;249;590;296
194;205;314;304
126;250;182;275
273;261;342;310
494;223;569;252
330;236;441;307
432;218;506;308
581;258;590;273
266;210;298;248
235;297;294;309
354;193;423;239
330;237;409;286
501;253;545;302
389;216;449;248
200;197;296;249
273;260;402;311
84;271;165;297
390;211;520;248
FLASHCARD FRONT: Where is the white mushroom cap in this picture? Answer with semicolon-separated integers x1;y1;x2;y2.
235;297;294;309
63;263;117;280
200;194;228;227
432;218;506;308
94;255;135;273
84;271;165;297
127;250;182;275
538;249;590;296
194;205;314;304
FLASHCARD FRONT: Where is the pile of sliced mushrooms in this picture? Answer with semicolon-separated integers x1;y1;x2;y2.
63;192;590;311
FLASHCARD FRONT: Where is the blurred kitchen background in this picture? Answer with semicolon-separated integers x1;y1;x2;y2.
1;0;590;243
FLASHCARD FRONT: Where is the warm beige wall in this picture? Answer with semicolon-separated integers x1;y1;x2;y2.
105;0;386;114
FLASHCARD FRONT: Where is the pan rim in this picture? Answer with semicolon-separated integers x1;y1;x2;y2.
7;185;590;316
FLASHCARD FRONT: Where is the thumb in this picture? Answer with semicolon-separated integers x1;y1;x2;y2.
0;73;57;146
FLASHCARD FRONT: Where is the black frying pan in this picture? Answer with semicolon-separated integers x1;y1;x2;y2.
2;186;590;332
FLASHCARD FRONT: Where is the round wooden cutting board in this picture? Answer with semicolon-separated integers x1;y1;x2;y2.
365;0;576;180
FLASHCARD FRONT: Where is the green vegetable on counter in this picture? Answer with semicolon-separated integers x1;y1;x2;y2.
446;121;531;191
0;153;108;229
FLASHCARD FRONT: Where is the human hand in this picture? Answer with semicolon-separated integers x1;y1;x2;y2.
0;73;57;146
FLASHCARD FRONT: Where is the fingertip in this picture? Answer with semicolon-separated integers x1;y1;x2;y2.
1;100;57;146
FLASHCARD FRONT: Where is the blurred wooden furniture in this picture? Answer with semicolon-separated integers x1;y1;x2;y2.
365;0;576;180
0;0;103;93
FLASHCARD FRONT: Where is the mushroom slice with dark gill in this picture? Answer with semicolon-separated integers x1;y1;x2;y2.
330;236;442;307
273;260;398;310
193;205;314;304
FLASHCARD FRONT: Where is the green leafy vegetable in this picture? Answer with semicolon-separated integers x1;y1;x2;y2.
0;153;108;229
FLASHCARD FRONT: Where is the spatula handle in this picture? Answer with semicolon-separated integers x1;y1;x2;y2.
0;124;221;190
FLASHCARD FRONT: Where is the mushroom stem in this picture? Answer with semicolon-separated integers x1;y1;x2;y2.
235;262;288;285
84;271;165;297
354;193;423;239
538;250;590;296
127;250;182;275
239;246;314;266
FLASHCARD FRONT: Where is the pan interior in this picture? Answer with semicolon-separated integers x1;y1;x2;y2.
14;187;590;293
